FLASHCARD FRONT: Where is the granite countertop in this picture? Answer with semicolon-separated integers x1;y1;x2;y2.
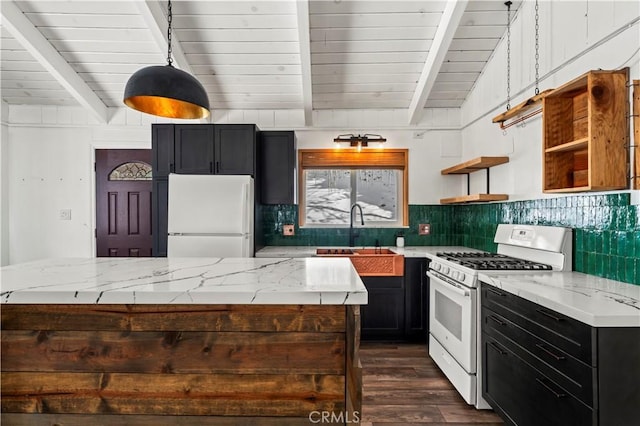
0;257;367;305
255;245;481;259
479;272;640;327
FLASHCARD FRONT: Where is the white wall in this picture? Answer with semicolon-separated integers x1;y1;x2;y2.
2;104;461;264
461;0;640;201
1;101;9;266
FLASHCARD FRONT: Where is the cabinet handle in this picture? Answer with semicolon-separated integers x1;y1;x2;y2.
489;341;507;355
209;161;213;173
536;308;565;322
170;163;174;173
536;343;566;361
488;314;507;326
215;161;220;173
487;288;506;297
536;377;566;398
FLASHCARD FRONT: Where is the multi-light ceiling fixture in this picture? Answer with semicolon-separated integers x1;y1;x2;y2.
123;0;210;119
333;134;387;151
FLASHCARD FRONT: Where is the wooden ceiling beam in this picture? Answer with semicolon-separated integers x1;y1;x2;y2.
407;0;468;125
0;0;109;123
296;0;313;126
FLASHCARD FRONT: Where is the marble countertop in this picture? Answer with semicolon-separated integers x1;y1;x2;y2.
0;257;367;305
255;245;480;259
479;272;640;327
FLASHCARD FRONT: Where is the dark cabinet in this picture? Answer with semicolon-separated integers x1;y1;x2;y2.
360;276;404;340
260;131;296;204
215;124;257;175
153;124;256;177
152;124;174;178
404;258;429;341
174;124;215;174
151;179;169;257
480;283;640;426
151;123;259;257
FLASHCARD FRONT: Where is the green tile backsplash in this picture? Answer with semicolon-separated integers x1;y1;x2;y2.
262;193;640;285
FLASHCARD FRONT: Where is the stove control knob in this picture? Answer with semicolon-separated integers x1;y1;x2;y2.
434;263;441;271
443;267;450;274
452;271;459;280
459;273;466;281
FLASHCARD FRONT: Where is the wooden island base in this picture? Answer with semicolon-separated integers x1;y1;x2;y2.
1;304;362;425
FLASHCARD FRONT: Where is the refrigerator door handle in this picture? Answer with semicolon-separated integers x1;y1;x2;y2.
243;183;250;234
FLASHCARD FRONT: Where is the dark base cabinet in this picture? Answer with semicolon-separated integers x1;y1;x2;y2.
151;179;168;257
360;276;404;340
404;258;429;342
481;283;640;426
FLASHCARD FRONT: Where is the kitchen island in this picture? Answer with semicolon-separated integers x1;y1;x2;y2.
0;257;366;425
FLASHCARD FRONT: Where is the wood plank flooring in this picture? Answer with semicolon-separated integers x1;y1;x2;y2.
360;342;504;425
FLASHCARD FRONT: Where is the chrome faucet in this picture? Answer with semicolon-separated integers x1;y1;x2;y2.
349;203;364;247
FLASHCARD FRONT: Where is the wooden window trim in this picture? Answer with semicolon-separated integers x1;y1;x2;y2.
298;149;409;227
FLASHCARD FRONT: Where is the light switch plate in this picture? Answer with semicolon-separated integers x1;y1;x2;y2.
418;223;430;235
283;224;295;236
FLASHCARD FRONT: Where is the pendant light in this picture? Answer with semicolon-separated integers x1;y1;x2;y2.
123;0;210;119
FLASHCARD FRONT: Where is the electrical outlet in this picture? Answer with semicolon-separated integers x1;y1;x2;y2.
283;224;295;236
59;209;72;221
418;223;430;235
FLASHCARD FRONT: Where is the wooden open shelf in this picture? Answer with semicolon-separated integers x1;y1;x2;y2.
634;79;639;190
544;138;588;153
440;194;509;204
441;156;509;175
440;156;509;204
492;89;554;124
543;69;629;193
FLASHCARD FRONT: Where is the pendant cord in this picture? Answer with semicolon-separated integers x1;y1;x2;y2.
505;1;512;110
534;0;540;95
166;0;173;67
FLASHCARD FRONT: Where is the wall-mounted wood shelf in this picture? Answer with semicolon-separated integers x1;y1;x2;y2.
543;69;629;193
440;194;509;204
441;156;509;174
440;156;509;204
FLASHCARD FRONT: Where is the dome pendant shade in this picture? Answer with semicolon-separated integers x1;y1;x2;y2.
124;65;210;119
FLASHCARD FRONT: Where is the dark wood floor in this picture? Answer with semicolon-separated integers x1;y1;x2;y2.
359;342;504;425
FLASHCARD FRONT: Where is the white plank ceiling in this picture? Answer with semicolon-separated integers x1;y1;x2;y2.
0;0;520;124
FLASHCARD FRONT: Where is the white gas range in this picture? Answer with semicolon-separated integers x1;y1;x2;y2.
427;224;573;409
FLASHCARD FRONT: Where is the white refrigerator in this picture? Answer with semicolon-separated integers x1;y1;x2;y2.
167;174;254;257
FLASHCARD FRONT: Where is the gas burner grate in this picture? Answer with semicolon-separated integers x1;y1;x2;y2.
435;252;552;271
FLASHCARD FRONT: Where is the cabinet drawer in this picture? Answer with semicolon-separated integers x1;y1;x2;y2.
481;284;593;364
483;332;594;426
482;306;594;406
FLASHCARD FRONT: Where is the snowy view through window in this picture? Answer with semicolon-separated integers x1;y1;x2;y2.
305;169;401;226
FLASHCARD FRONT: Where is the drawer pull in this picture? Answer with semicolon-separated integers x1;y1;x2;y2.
536;308;565;322
488;315;507;326
536;343;566;361
536;377;567;398
489;341;507;355
487;288;506;297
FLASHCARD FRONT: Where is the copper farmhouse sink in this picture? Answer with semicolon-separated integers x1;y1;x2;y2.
316;248;404;276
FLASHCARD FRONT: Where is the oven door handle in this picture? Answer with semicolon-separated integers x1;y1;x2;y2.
427;272;470;297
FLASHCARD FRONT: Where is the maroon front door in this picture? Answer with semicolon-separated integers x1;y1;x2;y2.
96;149;153;257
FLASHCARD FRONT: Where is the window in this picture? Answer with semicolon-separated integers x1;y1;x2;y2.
299;149;408;227
108;162;152;181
